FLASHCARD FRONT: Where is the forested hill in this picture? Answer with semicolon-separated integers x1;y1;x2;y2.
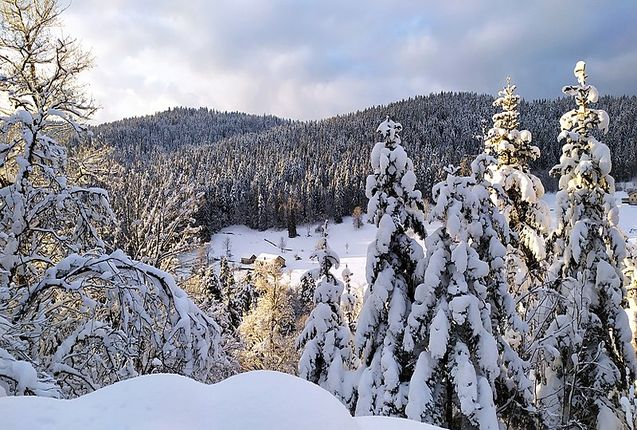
94;107;290;159
97;92;637;235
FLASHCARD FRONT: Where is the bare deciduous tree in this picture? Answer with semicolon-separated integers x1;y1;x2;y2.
0;0;225;398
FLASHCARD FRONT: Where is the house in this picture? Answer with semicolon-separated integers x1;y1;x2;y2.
255;253;286;268
622;190;637;205
240;254;257;265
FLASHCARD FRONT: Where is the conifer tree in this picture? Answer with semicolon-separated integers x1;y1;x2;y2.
484;78;551;321
538;61;637;429
404;158;533;429
201;265;222;302
341;265;359;334
189;265;234;348
355;117;426;416
297;221;355;408
299;270;318;314
220;258;241;331
236;271;259;317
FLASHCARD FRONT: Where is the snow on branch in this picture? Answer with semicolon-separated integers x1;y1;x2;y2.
11;250;225;397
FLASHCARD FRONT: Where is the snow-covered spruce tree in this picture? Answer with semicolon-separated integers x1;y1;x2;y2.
341;265;359;334
188;264;230;334
192;263;258;343
239;260;298;373
179;259;243;370
220;259;258;336
219;257;242;331
297;221;355;409
484;78;551;320
202;264;222;302
0;0;224;397
404;159;534;430
355;117;427;417
235;271;259;320
538;61;637;429
299;270;318;314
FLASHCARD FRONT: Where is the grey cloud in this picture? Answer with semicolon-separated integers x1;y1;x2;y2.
64;0;637;123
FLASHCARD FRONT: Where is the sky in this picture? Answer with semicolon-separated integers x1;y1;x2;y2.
63;0;637;124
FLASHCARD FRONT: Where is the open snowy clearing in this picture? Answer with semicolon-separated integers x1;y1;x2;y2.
617;194;637;242
208;213;409;292
0;371;442;430
208;192;637;292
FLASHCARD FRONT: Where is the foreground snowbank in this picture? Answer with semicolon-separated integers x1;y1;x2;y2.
0;370;442;430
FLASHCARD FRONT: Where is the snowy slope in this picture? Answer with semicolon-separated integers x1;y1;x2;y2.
0;371;442;430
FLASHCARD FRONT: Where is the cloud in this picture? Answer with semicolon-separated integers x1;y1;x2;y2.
63;0;637;123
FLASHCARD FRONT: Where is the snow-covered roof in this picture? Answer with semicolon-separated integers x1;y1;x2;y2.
256;253;285;261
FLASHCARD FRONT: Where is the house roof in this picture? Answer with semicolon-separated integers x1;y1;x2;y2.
256;253;285;261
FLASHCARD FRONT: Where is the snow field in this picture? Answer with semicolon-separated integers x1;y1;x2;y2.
209;216;377;293
0;371;442;430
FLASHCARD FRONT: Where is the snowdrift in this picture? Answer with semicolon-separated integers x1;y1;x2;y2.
0;370;442;430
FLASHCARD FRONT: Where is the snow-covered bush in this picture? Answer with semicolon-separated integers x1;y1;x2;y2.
10;251;223;396
0;313;60;397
